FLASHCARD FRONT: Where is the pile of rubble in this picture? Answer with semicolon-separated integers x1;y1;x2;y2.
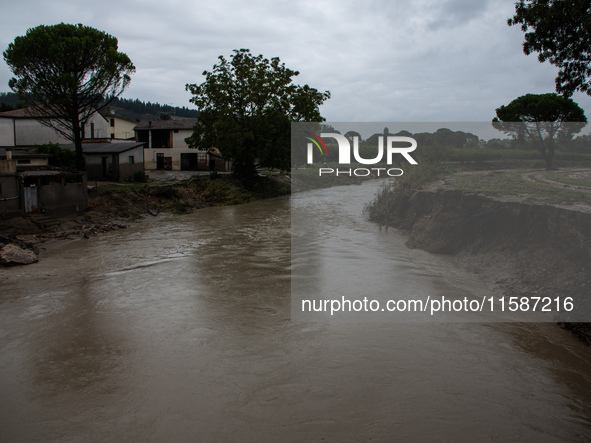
0;234;39;266
0;223;128;266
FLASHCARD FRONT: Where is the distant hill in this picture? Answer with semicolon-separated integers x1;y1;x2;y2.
100;97;200;122
0;92;199;121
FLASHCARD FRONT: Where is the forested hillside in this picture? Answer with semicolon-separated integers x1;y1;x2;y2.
0;92;199;121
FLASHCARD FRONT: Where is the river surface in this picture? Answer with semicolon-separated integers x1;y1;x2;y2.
1;181;591;442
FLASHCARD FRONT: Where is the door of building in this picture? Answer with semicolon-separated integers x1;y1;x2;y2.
24;186;38;213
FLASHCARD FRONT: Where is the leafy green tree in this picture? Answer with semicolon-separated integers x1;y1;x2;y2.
3;23;135;171
344;131;362;143
0;91;23;110
563;133;591;153
34;142;77;169
508;0;591;96
185;49;330;180
493;93;586;169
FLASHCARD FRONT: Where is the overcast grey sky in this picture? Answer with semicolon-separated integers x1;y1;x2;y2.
1;0;590;123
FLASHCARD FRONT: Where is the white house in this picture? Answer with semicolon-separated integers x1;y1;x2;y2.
134;119;198;170
133;119;230;172
103;110;137;140
0;107;108;147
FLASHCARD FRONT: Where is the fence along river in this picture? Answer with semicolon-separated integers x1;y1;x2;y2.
1;180;591;441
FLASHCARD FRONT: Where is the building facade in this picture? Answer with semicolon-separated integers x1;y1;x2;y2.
105;114;137;140
135;119;231;172
81;142;145;181
0;108;108;147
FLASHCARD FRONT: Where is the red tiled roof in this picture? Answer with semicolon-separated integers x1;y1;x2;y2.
0;106;107;121
0;107;52;118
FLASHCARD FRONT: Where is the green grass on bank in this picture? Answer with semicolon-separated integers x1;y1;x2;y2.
365;162;591;225
443;171;591;205
544;171;591;188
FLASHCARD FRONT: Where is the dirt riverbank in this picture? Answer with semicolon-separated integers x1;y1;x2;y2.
379;170;591;343
0;174;290;251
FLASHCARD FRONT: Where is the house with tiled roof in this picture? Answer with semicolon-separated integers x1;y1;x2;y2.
102;108;137;140
0;107;108;147
134;119;231;172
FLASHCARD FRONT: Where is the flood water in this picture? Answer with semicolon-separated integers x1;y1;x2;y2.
1;180;591;442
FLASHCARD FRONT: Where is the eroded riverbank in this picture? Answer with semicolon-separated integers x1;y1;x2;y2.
368;172;591;342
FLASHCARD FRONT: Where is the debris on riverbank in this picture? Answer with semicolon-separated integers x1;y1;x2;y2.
0;234;38;266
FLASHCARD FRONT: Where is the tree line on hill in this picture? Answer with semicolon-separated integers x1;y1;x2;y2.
0;92;199;121
100;96;200;120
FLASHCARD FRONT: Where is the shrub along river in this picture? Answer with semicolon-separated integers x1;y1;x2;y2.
1;180;591;441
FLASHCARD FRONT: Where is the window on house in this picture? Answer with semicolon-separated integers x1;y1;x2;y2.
110;118;115;127
174;129;179;133
91;123;95;139
128;156;134;164
17;159;31;164
110;133;115;139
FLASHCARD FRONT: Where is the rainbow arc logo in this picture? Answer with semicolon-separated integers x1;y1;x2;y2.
304;131;329;156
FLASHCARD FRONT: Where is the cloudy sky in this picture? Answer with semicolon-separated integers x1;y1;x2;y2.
1;0;589;124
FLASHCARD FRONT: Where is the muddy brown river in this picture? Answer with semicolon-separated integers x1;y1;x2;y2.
1;181;591;442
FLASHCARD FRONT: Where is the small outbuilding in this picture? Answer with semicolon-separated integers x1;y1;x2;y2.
62;142;145;181
0;162;88;217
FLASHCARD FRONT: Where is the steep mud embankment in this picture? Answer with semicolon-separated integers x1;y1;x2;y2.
394;190;591;342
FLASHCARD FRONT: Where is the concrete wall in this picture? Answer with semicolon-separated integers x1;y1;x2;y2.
0;175;20;215
1;172;87;216
144;148;174;170
15;119;71;145
13;113;108;146
0;118;14;146
172;128;192;150
117;145;144;180
38;180;88;215
15;158;49;167
86;113;109;139
85;146;144;181
108;117;136;140
85;155;112;181
0;159;16;174
144;129;195;171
